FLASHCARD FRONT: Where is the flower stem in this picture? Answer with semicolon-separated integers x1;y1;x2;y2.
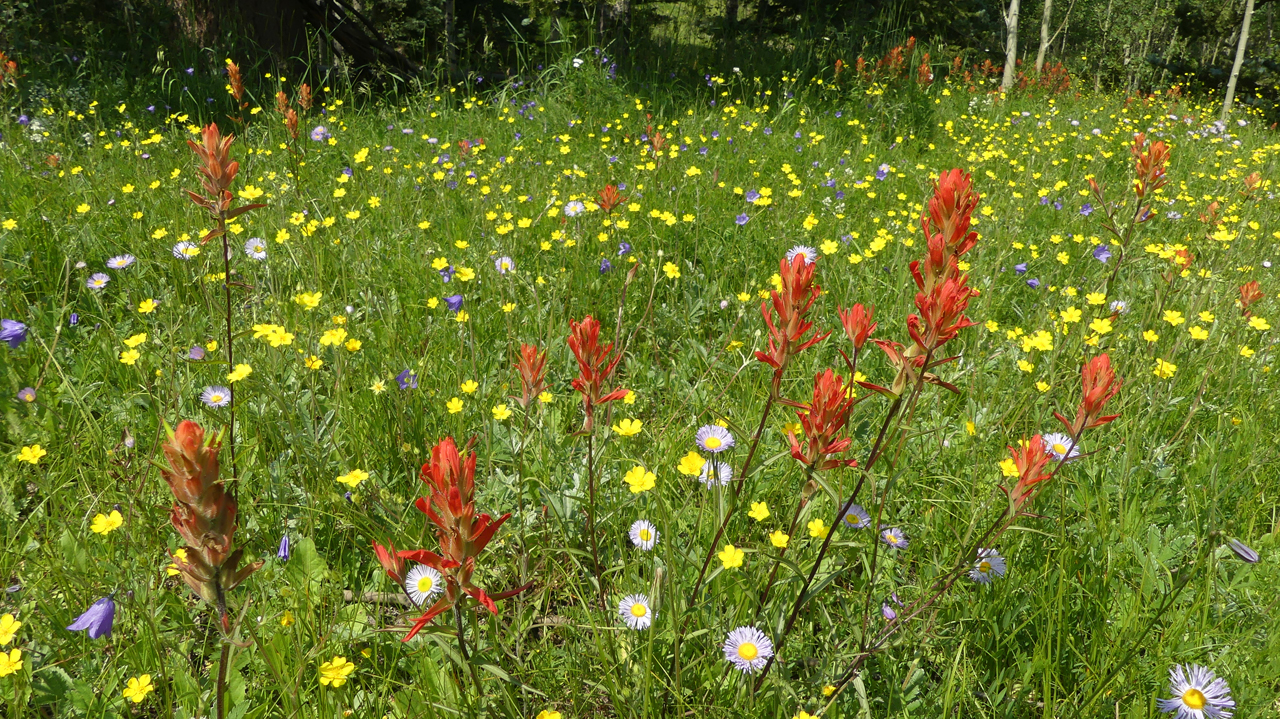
586;432;605;609
215;641;230;719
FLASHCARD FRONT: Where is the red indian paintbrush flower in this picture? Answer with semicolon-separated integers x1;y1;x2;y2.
858;339;959;398
513;343;549;409
784;370;860;472
1055;354;1122;436
755;255;829;390
185;123;264;240
568;316;628;432
396;437;529;641
1131;132;1170;200
275;90;289;114
1002;435;1054;515
373;541;406;586
907;274;977;352
597;185;628;214
837;303;877;352
1240;280;1264;316
226;59;246;104
159;420;262;632
915;168;979;294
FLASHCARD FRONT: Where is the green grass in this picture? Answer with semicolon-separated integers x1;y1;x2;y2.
0;59;1278;718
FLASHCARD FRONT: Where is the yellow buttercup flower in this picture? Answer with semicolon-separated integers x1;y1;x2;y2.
123;332;147;348
137;298;158;313
318;655;356;687
676;451;706;476
460;380;479;394
336;469;369;487
999;457;1019;477
718;544;745;569
1153;358;1177;379
320;328;348;346
227;364;253;382
0;649;23;677
623;465;656;494
0;614;21;646
90;510;123;535
612;418;643;436
17;445;46;465
122;674;155;703
807;518;829;538
748;502;770;521
663;262;681;279
770;531;790;548
492;404;512;421
447;397;464;413
119;349;141;365
293;291;322;310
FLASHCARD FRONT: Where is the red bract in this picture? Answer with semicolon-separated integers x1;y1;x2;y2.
396;437;527;641
159;420;262;632
858;339;959;398
916;168;979;293
1240;280;1264;315
597;185;628;213
1055;354;1122;436
372;541;406;585
1002;435;1054;514
513;343;548;409
568;316;628;432
755;255;829;389
837;303;877;351
784;370;859;472
185;123;264;238
907;274;977;352
1131;133;1170;199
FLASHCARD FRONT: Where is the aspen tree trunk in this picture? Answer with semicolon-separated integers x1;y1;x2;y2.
1002;0;1021;91
1035;0;1053;73
445;0;458;79
1223;0;1255;119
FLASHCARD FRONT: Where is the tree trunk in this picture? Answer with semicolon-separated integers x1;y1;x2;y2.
1001;0;1021;91
1223;0;1256;119
726;0;739;33
1035;0;1053;72
445;0;458;79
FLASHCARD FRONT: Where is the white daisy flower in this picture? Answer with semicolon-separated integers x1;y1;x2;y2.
1042;432;1081;461
880;527;908;549
629;519;659;550
86;273;110;290
786;245;817;265
968;548;1007;584
172;241;200;260
1157;664;1235;719
695;424;735;453
405;564;444;606
244;238;267;260
618;594;653;630
564;200;585;217
107;254;136;269
841;503;871;529
200;386;232;408
723;626;773;673
699;459;733;488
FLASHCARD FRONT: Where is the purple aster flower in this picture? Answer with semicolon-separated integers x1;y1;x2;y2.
439;265;455;282
875;164;890;180
278;534;290;560
107;254;136;269
763;127;772;135
618;242;632;256
600;258;613;273
309;125;329;142
87;273;110;290
188;345;206;360
396;369;418;390
1228;538;1259;563
1053;200;1063;210
1026;278;1041;289
67;596;115;639
735;213;749;226
1093;245;1112;263
444;295;463;313
17;115;29;126
1080;203;1094;216
1040;196;1050;205
880;527;908;549
841;504;871;529
494;256;514;275
17;387;35;403
0;319;28;349
744;189;760;203
1014;263;1028;275
1167;210;1182;219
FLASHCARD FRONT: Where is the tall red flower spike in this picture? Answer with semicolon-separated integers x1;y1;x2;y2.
373;541;406;586
185;123;265;241
755;255;829;390
597;185;628;214
1055;354;1122;436
1240;280;1264;316
837;303;877;351
1001;435;1054;515
915;168;979;295
396;437;530;641
159;420;262;633
907;274;978;352
784;370;860;472
568;316;628;432
513;343;549;409
1131;132;1170;199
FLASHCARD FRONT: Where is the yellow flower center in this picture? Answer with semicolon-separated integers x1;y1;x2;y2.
210;393;224;403
886;534;897;544
417;576;434;593
704;436;722;449
978;561;991;574
737;642;758;661
1052;443;1068;455
1181;688;1206;710
629;603;647;618
639;529;652;541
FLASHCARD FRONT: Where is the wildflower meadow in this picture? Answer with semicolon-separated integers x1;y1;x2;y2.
0;50;1278;718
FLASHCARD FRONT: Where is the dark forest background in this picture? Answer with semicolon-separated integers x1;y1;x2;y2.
3;0;1280;107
